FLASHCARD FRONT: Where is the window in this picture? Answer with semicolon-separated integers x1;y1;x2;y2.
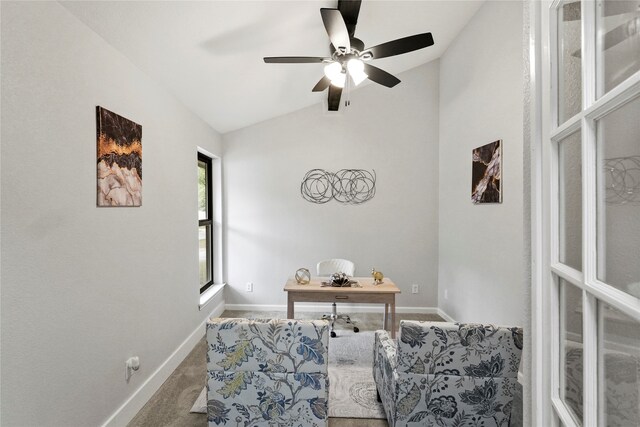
198;153;213;293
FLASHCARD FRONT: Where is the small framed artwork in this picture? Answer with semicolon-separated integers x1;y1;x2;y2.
96;106;142;206
471;139;502;204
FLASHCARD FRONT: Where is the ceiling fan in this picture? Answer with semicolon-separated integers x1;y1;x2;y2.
263;0;434;111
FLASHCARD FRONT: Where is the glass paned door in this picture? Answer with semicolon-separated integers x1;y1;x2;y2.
596;1;640;97
558;0;583;124
596;95;640;298
598;302;640;426
560;280;584;424
558;130;583;271
539;0;640;426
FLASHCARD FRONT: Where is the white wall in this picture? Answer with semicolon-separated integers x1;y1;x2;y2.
0;2;223;426
222;61;440;309
438;0;525;325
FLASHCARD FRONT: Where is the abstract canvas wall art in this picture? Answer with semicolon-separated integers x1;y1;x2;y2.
471;140;502;204
96;106;142;206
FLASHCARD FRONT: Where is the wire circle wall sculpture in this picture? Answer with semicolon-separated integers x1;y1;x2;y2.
300;169;376;204
604;156;640;205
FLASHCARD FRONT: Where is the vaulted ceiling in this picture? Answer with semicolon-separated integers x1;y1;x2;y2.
61;1;484;133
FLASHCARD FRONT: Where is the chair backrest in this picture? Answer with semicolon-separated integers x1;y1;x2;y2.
207;318;329;374
387;321;523;426
206;318;329;426
397;320;523;378
316;259;355;276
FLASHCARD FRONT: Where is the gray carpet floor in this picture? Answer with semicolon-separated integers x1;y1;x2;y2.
126;310;522;427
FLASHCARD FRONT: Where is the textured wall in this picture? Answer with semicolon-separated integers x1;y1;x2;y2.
222;61;440;309
438;0;525;325
1;2;222;425
522;1;532;425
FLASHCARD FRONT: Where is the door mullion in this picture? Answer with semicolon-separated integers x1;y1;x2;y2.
581;113;599;427
582;292;598;427
597;304;605;426
579;1;598;424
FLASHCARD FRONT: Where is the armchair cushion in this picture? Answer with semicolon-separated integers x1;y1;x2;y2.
374;321;523;427
207;318;329;426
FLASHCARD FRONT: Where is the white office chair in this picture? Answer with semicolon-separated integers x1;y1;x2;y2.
317;258;359;338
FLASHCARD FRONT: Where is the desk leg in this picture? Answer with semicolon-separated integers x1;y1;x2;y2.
383;303;389;331
390;298;396;339
287;294;294;319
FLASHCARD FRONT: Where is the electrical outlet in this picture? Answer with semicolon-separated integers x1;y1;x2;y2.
246;282;253;292
444;289;449;299
411;284;419;294
125;356;140;381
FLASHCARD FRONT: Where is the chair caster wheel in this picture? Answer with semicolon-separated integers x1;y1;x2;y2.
353;327;359;333
330;331;336;338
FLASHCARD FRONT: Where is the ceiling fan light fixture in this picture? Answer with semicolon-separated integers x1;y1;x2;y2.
347;58;368;85
330;72;346;88
323;61;343;81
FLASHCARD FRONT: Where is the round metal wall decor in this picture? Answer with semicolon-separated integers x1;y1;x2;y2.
300;169;376;204
295;268;311;285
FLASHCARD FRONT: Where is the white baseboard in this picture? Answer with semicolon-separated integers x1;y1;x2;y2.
224;303;447;316
437;308;456;322
101;299;225;427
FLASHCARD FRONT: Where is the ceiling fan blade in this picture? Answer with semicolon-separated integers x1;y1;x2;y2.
327;85;343;111
338;0;362;37
312;76;332;92
365;33;434;60
362;63;401;88
320;8;351;53
264;56;328;63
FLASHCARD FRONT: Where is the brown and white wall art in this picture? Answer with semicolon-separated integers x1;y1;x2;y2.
96;106;142;206
471;139;502;204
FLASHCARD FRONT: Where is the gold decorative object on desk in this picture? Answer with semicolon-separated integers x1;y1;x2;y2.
372;268;384;285
295;268;311;285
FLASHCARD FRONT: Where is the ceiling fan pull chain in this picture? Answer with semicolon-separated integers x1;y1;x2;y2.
344;73;351;107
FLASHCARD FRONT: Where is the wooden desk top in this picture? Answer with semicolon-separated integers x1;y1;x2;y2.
284;277;401;294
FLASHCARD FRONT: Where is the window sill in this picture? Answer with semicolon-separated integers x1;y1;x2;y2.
199;283;225;310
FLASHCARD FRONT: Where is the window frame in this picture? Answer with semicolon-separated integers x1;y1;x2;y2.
198;152;214;294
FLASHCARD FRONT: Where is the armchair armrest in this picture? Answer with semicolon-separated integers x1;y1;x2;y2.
374;330;397;375
373;330;398;422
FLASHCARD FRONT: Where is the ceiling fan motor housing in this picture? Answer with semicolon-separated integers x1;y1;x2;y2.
349;37;365;52
331;37;365;55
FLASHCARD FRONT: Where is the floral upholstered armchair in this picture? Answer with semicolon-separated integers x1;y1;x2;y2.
206;318;330;427
373;321;523;427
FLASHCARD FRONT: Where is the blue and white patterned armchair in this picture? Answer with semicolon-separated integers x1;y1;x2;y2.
206;318;330;427
373;321;523;427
